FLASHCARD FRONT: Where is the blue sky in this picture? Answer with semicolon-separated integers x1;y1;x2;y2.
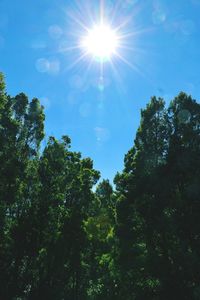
0;0;200;182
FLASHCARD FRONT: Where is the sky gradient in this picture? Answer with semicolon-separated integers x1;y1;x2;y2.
0;0;200;181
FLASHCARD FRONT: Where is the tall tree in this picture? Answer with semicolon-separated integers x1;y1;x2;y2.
114;93;200;299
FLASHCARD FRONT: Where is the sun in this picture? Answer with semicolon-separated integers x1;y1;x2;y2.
81;24;119;61
63;1;145;74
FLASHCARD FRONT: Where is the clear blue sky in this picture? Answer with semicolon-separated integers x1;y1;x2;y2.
0;0;200;182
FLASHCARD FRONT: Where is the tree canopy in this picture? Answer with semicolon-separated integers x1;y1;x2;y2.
1;72;200;299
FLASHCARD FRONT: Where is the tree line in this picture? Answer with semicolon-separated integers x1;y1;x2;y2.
1;72;200;299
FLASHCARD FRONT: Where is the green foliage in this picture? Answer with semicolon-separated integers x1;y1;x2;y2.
114;93;200;299
0;73;200;300
0;72;5;95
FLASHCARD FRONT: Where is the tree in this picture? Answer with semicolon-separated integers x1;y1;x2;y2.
83;179;118;299
114;93;200;299
0;74;45;299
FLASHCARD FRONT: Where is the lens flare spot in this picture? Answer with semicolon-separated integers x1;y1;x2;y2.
178;109;191;124
35;58;50;73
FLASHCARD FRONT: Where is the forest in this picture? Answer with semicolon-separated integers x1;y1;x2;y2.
1;71;200;299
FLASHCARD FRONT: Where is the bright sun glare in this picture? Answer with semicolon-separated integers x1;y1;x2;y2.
81;24;119;61
64;1;144;74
